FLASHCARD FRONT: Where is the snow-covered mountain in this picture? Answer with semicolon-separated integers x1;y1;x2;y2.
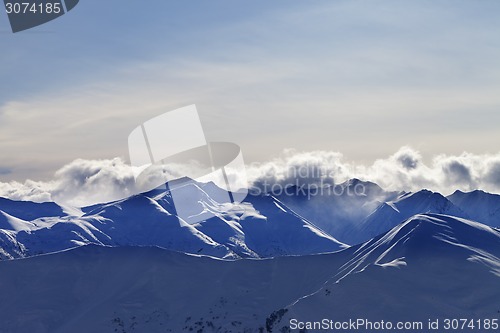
347;189;466;244
279;179;500;245
0;197;66;220
448;190;500;228
196;193;346;257
0;214;497;332
279;183;500;245
0;180;345;260
277;179;400;243
2;179;500;259
276;214;500;332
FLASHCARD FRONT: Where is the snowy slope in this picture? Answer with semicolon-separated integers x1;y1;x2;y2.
196;193;347;257
273;180;500;246
81;194;235;259
346;190;466;244
0;214;497;333
0;181;345;260
0;210;36;232
448;190;500;228
277;179;400;243
276;214;500;332
1;179;498;260
2;196;234;260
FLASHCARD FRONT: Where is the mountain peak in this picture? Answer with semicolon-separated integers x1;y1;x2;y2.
340;178;381;189
339;213;500;280
448;189;500;228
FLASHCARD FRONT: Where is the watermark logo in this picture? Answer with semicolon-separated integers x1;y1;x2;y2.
3;0;79;33
128;105;248;224
249;179;367;199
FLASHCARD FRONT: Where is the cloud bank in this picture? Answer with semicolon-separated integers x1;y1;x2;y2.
2;1;500;182
0;159;138;207
0;147;499;207
247;147;500;196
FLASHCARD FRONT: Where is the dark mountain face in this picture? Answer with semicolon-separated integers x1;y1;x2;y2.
0;214;498;332
0;197;66;220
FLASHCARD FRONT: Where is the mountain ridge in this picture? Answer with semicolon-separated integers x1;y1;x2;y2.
1;179;499;259
0;213;497;332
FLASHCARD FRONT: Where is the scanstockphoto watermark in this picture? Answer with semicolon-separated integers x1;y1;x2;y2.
249;179;367;199
289;318;425;331
289;318;499;331
248;161;367;198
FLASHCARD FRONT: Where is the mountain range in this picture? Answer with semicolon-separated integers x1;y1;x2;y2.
1;179;499;260
0;179;499;332
0;180;348;260
278;179;500;244
0;213;498;332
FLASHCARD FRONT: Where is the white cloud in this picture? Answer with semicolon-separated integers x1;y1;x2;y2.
0;180;53;203
50;158;139;207
247;147;500;195
2;1;500;182
0;147;499;207
0;158;138;207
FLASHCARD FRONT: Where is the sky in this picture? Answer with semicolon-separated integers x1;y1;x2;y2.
0;0;499;197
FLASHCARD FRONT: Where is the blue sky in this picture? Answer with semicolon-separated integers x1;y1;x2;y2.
1;0;499;181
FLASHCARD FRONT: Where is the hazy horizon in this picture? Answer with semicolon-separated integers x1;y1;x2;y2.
1;0;499;182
